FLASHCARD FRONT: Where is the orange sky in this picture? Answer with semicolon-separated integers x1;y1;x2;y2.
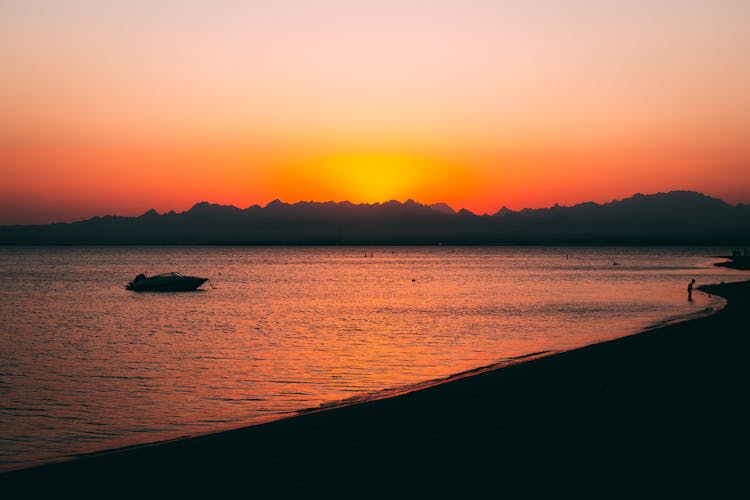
1;1;749;224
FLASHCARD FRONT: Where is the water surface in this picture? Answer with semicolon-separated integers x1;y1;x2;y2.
0;246;744;470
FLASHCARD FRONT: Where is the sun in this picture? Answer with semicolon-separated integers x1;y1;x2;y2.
268;149;478;206
272;152;431;203
325;153;422;202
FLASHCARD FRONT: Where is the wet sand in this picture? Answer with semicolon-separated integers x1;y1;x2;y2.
3;281;749;499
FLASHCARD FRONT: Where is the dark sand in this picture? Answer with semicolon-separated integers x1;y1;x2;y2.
715;256;750;270
2;281;749;499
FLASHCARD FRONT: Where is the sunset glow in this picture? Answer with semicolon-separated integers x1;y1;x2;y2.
1;0;749;223
270;151;478;206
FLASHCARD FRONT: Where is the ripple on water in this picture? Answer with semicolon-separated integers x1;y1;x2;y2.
0;245;744;470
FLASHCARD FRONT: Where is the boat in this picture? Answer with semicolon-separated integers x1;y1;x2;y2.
125;272;208;291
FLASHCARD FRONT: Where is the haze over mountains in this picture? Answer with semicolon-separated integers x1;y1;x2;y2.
1;191;748;245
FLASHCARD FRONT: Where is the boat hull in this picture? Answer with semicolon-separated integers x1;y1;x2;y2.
126;277;208;292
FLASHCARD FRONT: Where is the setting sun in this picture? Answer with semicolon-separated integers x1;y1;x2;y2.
268;151;477;206
325;153;421;202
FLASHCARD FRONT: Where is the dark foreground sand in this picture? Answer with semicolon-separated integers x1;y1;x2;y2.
715;256;750;270
3;281;749;499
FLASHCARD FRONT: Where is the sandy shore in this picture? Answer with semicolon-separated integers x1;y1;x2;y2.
715;255;750;270
3;281;749;499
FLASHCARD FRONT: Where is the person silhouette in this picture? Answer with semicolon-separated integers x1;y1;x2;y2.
687;279;695;301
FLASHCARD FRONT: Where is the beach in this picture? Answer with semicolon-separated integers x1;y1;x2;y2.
2;280;749;499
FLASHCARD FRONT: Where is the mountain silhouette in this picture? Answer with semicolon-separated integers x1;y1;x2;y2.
1;191;748;245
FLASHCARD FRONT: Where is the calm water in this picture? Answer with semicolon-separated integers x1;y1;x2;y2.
0;246;744;471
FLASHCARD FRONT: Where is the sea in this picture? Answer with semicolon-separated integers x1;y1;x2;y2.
0;246;745;471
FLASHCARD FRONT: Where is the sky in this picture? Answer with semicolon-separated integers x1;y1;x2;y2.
1;0;749;224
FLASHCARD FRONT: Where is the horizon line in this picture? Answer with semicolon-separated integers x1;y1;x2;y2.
4;189;746;227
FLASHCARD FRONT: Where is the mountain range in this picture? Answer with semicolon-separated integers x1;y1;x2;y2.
1;191;748;245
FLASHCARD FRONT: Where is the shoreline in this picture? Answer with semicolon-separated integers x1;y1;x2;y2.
2;280;749;498
0;297;721;475
714;255;750;270
2;350;558;475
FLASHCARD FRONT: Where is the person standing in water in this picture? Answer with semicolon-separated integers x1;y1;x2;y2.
688;279;696;301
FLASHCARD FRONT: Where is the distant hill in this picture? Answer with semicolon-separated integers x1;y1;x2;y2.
1;191;748;245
